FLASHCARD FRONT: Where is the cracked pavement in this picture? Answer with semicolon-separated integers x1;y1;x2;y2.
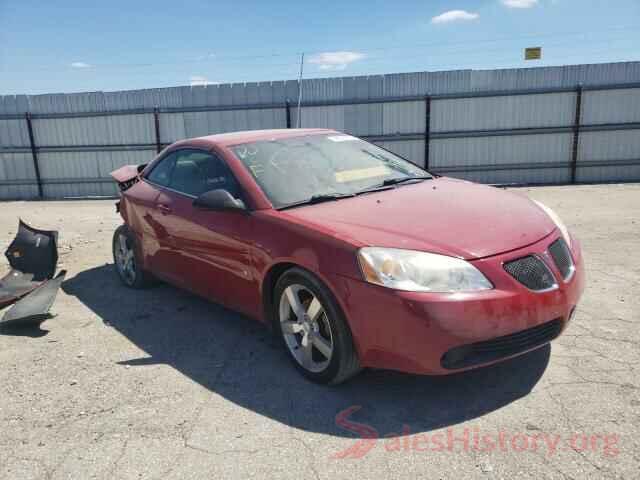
0;183;638;479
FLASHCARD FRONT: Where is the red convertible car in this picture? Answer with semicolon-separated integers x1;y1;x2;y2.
111;129;585;384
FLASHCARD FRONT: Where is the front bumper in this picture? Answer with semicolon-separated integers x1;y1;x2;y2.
329;231;586;375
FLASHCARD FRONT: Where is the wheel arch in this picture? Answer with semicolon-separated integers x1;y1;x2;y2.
261;261;298;330
262;260;363;383
260;261;353;336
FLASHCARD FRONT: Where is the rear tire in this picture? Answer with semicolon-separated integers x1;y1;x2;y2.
112;225;154;289
273;267;361;385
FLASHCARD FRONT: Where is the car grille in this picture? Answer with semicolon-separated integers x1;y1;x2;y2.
548;238;574;280
504;255;557;291
441;319;563;369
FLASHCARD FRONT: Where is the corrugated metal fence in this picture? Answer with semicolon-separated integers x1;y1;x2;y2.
1;61;640;200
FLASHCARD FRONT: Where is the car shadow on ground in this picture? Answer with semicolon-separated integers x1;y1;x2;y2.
62;264;550;438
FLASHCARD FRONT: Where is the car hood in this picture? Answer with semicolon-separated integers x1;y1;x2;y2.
282;177;556;260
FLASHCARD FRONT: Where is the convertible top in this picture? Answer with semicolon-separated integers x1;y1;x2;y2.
179;128;334;148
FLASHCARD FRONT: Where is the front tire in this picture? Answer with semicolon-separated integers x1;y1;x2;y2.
273;268;361;384
112;225;154;289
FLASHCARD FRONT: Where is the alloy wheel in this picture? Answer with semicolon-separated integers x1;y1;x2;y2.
279;284;334;373
114;233;137;286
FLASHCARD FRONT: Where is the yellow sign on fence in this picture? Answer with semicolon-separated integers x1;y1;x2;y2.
525;47;542;60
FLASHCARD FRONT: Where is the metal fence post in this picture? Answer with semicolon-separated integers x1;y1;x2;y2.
570;85;583;184
285;100;292;128
25;112;43;198
153;107;162;153
424;95;431;170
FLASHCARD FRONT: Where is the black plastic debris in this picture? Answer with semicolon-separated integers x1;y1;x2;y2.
1;270;66;325
5;220;58;281
0;220;64;327
0;270;37;308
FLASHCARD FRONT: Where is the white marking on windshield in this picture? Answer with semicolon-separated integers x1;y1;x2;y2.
327;135;357;142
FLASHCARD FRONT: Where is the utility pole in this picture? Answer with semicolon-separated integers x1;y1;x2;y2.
296;53;304;128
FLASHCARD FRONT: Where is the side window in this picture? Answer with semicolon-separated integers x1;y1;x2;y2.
146;152;177;186
168;150;241;199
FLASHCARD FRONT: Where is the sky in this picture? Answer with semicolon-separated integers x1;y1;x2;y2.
1;0;639;95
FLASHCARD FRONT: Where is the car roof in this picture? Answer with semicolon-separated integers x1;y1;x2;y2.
175;128;337;149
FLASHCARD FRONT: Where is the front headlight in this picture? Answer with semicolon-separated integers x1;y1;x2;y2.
357;247;493;293
532;200;571;247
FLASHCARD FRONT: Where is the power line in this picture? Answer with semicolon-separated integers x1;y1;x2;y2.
39;36;638;82
85;49;639;89
302;49;640;80
51;47;638;93
8;24;639;73
358;36;636;66
312;24;640;56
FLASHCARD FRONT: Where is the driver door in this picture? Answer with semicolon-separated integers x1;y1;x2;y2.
156;149;256;313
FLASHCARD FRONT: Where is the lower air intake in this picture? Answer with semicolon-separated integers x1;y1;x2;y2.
441;319;563;369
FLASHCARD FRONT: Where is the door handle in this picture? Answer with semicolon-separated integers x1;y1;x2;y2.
157;204;172;215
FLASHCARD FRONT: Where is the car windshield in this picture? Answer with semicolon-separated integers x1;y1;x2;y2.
231;133;430;209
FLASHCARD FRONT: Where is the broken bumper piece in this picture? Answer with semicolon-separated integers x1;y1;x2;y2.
0;220;64;326
1;271;67;325
0;269;38;308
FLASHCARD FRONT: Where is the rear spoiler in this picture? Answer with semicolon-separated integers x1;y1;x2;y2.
110;164;147;193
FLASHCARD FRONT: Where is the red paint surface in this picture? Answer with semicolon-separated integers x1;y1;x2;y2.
112;129;585;375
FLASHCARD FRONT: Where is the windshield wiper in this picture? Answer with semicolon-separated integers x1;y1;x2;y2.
381;176;432;186
353;184;396;196
277;192;355;210
354;176;431;196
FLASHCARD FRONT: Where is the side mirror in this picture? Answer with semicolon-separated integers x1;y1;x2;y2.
193;189;247;212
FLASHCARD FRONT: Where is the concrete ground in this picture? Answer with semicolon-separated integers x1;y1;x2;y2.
0;183;638;479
